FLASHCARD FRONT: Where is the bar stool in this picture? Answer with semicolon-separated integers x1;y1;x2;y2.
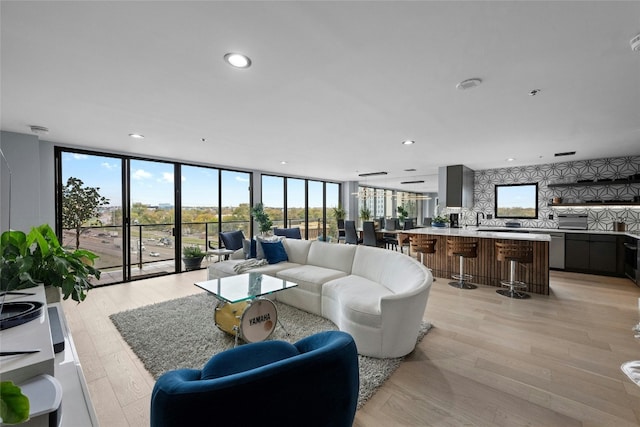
410;235;437;281
495;242;533;299
447;239;478;289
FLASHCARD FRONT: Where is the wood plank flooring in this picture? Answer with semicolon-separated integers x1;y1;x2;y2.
61;270;640;426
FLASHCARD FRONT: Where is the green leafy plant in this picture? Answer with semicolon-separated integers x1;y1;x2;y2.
431;215;449;224
397;205;409;223
332;205;346;220
250;203;273;234
182;245;206;258
359;206;371;221
0;381;30;425
0;224;100;302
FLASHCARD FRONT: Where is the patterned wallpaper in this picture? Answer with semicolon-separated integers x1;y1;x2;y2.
445;155;640;232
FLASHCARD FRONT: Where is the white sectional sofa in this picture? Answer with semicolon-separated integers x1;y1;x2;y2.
207;239;432;358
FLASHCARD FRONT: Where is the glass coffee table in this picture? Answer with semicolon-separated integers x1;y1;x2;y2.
195;272;298;345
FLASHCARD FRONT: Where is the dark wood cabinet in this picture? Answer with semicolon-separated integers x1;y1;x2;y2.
565;233;625;276
565;234;590;271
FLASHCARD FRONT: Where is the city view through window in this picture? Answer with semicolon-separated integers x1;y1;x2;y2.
57;149;341;285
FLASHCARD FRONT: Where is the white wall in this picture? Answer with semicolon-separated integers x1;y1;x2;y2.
0;131;55;232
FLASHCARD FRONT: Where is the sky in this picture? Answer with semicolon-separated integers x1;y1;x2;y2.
496;184;537;208
61;152;333;208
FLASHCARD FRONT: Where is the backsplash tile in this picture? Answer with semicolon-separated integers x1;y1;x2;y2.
444;156;640;232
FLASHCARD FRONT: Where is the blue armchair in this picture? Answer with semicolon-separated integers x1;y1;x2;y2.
150;331;359;427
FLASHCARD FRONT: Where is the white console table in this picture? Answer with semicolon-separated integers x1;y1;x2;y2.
0;286;98;426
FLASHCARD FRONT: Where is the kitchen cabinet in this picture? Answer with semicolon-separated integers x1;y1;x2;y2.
565;233;624;276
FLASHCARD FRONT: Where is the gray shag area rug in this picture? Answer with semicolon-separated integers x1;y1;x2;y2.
110;292;431;408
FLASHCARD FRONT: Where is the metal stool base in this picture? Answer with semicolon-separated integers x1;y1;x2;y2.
448;280;477;289
496;288;530;299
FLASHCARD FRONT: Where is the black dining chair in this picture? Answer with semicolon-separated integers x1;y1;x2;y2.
362;221;385;248
383;218;399;251
344;220;361;245
337;219;346;243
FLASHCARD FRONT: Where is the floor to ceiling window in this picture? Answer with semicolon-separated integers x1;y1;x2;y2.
262;174;341;242
56;148;252;285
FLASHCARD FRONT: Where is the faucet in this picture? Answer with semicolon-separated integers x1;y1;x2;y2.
476;212;485;227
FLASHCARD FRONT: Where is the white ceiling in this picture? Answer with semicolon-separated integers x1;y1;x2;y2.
2;1;640;192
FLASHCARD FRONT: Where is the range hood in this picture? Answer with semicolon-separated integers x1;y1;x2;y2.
438;165;474;208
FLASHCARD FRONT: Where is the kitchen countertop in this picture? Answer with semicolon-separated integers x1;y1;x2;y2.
474;226;640;240
404;227;551;242
404;226;640;240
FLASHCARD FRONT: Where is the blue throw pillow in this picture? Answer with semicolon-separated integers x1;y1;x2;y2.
260;240;288;264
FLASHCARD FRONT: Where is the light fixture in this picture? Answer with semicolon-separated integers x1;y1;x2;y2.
280;161;287;165
402;140;415;145
224;53;252;68
456;78;482;90
201;138;207;142
506;158;515;162
404;168;416;172
129;133;145;139
528;89;541;96
400;180;425;184
28;125;49;134
358;171;387;177
554;151;576;157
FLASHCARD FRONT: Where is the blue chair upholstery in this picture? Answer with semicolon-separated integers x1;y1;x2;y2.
273;227;302;239
219;230;245;251
150;331;359;427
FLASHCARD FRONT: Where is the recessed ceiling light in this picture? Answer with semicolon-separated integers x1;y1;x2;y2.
554;151;576;157
129;133;144;139
201;138;207;142
456;78;482;90
529;89;541;96
358;171;388;177
404;168;416;172
402;140;415;145
280;161;287;165
224;53;252;68
506;158;515;162
400;180;425;184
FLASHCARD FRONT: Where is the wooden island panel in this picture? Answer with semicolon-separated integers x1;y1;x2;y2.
411;233;549;295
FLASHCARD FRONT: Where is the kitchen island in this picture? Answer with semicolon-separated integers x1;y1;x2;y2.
405;227;551;295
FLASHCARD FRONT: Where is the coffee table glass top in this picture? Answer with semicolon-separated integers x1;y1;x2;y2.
195;273;297;304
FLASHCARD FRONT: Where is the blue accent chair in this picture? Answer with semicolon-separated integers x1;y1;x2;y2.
150;331;359;427
273;227;302;239
218;230;245;251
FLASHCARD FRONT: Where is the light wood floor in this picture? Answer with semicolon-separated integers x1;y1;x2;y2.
62;270;640;426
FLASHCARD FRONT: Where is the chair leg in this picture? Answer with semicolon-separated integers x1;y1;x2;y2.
449;255;477;289
496;260;530;299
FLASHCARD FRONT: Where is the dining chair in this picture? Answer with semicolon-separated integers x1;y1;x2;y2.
337;219;346;243
344;220;361;245
383;219;399;251
362;221;385;248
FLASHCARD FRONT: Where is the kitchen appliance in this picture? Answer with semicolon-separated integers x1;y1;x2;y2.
624;236;639;285
558;214;588;230
549;232;566;269
449;213;460;228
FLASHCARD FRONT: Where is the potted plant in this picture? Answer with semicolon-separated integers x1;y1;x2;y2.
332;205;346;221
250;203;273;235
397;205;408;223
431;216;449;228
359;206;371;221
0;224;101;303
182;245;206;271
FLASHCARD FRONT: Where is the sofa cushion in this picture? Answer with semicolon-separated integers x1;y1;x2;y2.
282;238;312;265
249;262;301;276
351;245;426;294
277;265;347;295
322;275;393;328
242;239;257;259
306;241;356;274
261;240;289;264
